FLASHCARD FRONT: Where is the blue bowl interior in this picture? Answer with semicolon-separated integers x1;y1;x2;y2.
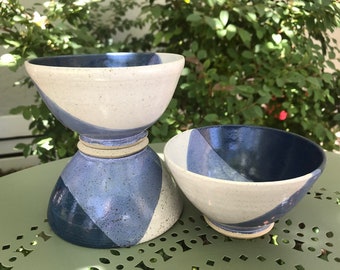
187;126;325;182
28;53;161;68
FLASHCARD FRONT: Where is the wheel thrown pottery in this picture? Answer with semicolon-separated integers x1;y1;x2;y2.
164;125;326;239
25;53;184;248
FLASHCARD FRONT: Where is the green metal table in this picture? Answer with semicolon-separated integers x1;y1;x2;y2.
1;144;340;270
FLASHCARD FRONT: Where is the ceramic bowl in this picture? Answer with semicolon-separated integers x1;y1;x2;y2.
164;125;326;239
24;53;185;248
25;53;184;139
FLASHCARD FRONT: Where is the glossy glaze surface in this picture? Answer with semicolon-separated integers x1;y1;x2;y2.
164;125;326;238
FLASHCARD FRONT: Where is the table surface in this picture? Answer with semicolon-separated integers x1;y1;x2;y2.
1;143;340;270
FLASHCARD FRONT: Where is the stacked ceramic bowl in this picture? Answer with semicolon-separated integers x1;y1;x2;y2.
164;125;326;239
25;53;185;248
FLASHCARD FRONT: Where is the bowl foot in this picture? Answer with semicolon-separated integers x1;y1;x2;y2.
204;216;274;239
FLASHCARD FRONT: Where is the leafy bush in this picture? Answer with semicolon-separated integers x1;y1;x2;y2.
1;0;340;162
144;0;340;151
0;0;144;162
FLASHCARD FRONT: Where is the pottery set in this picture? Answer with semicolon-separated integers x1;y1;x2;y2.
26;53;326;247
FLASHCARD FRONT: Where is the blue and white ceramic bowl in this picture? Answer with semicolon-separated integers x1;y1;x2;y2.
164;125;326;239
25;53;184;248
25;53;184;139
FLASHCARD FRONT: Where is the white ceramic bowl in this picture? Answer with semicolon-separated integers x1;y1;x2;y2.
164;125;326;238
25;53;184;139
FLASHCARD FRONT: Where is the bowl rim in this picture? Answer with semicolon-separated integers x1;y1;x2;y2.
164;124;327;186
25;52;184;70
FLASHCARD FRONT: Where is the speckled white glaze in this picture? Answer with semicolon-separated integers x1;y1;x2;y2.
25;53;184;133
164;125;326;238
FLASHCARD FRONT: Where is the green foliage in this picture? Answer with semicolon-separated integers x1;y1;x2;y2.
1;0;340;162
0;0;142;67
143;0;340;151
0;0;145;161
10;101;78;162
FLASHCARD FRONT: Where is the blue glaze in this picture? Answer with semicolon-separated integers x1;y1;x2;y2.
48;178;117;247
28;53;161;67
80;131;147;147
208;219;274;235
187;125;326;182
187;129;250;181
47;146;162;248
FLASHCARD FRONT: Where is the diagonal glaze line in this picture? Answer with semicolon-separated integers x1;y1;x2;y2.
188;129;251;182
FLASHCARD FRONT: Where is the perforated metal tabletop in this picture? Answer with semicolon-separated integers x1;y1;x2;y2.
1;144;339;270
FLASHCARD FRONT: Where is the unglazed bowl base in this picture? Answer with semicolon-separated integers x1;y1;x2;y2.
204;216;275;239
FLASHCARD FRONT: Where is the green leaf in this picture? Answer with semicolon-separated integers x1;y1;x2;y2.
306;77;321;88
272;13;281;24
160;124;169;137
326;60;336;70
23;108;32;120
207;0;215;7
197;49;207;60
285;71;306;87
150;5;162;18
13;15;26;22
187;13;202;23
326;91;335;104
272;34;282;44
246;12;257;22
257;95;272;105
314;123;326;139
191;41;199;52
276;77;285;87
226;24;237;40
253;105;264;118
151;125;161;136
204;113;219;122
57;147;67;158
15;143;31;157
255;27;266;39
266;41;276;50
242;105;263;119
255;4;266;17
241;50;253;59
217;29;227;38
30;105;40;119
283;27;295;38
204;16;215;29
219;10;229;26
236;85;254;94
212;18;224;30
153;32;164;46
321;73;333;84
238;28;252;47
328;50;336;59
181;67;191;76
203;59;211;69
10;106;25;115
14;143;27;151
4;39;21;47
